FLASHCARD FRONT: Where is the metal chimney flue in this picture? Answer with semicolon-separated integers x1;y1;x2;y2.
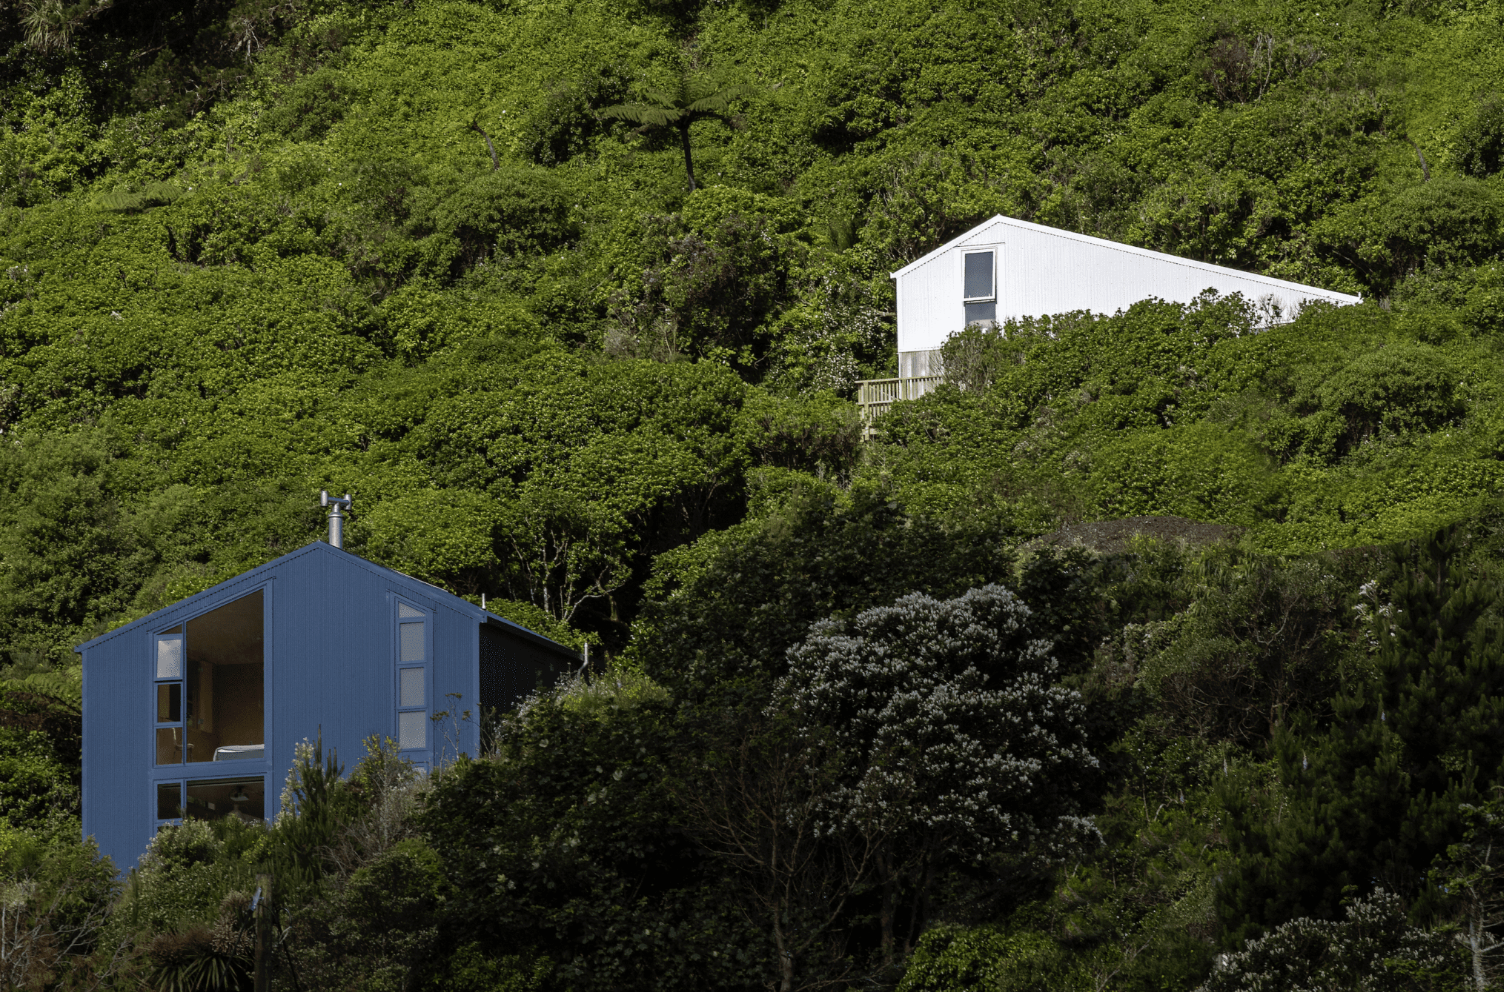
320;491;353;549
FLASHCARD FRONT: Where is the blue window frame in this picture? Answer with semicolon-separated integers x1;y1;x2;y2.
395;601;430;754
148;586;271;832
153;776;268;829
154;628;185;766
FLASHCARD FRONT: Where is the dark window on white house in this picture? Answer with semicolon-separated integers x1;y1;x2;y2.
963;250;996;325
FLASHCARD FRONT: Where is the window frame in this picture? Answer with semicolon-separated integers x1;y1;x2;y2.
152;774;270;830
153;630;185;767
961;248;998;304
393;598;432;755
146;581;274;815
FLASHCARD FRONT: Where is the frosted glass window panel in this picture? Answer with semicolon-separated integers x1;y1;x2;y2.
157;637;183;679
399;622;425;663
398;603;424;619
400;668;425;708
398;710;427;749
963;251;994;300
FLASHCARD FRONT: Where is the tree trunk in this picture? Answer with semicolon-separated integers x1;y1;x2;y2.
1470;917;1488;992
678;121;696;192
470;121;499;171
773;907;794;992
879;876;896;967
254;874;273;992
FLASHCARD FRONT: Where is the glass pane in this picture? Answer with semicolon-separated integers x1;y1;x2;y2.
963;251;994;300
398;710;426;749
186;777;266;823
157;782;182;819
400;622;425;663
156;727;183;765
185;591;264;764
156;637;183;679
400;668;424;708
965;301;997;325
398;603;424;619
157;683;182;723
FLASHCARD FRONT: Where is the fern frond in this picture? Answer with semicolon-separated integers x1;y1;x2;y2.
96;191;144;212
685;84;758;115
139;182;185;206
96;183;184;212
598;103;684;128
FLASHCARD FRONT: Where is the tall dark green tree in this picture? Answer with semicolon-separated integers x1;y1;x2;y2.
1217;526;1504;943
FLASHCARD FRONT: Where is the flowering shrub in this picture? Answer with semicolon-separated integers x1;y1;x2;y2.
775;584;1100;963
1198;890;1462;992
777;584;1099;858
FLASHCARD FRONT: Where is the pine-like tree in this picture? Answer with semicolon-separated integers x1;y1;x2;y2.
1218;526;1504;943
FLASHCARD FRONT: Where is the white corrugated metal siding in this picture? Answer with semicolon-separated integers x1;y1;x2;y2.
892;216;1361;356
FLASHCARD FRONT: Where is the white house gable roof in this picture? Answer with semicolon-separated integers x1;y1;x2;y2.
891;215;1360;305
887;216;1361;358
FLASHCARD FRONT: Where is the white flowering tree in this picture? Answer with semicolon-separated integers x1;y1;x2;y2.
774;584;1099;963
1197;890;1462;992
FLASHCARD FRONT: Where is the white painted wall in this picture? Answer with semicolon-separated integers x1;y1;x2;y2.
891;216;1363;369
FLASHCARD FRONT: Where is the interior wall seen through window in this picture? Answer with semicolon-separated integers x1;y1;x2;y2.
183;590;265;763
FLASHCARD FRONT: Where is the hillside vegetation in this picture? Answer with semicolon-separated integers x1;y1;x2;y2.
3;0;1504;986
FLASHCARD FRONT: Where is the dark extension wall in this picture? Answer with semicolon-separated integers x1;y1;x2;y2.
479;622;576;715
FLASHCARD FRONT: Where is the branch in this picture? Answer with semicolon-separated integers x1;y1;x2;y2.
469;120;499;171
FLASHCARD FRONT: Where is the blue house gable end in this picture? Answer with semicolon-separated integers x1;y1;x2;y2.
79;540;577;872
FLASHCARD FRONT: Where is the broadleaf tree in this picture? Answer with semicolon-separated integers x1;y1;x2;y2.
775;584;1100;962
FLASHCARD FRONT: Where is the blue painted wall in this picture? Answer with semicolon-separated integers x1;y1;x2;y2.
79;541;576;872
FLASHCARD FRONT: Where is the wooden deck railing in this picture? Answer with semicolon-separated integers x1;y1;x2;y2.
855;375;945;434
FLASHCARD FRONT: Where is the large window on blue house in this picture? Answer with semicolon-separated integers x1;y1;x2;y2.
153;589;268;828
396;601;429;753
154;778;266;823
153;591;264;766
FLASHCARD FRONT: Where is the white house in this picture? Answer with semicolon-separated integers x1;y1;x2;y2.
888;215;1362;379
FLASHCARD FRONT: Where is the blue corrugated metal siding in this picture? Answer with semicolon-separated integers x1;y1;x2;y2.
431;601;483;762
80;541;577;872
81;616;149;870
267;550;435;794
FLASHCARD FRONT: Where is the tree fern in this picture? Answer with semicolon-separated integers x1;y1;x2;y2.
599;77;757;191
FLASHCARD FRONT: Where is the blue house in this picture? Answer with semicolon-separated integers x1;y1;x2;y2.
77;536;578;871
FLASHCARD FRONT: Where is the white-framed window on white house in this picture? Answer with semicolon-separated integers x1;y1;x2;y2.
395;601;429;752
962;249;997;325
